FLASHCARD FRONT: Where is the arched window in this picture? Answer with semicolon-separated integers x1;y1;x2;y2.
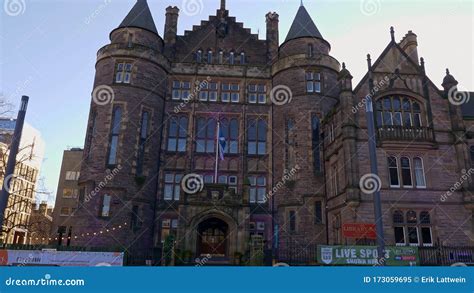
107;106;122;166
136;111;149;176
375;96;423;128
400;157;412;187
388;156;400;187
207;50;213;64
240;52;245;64
196;118;216;153
167;116;188;152
218;50;224;64
406;210;417;224
393;210;404;224
413;157;426;188
229;52;235;65
312;115;321;173
196;50;202;63
248;119;267;155
420;211;430;224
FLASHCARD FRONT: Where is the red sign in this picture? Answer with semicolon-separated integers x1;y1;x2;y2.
342;223;377;239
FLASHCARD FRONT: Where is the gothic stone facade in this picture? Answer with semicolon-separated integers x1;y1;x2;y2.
70;1;473;264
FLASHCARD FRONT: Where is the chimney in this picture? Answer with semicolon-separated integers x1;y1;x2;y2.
164;6;179;46
399;31;419;65
39;201;48;215
266;12;279;62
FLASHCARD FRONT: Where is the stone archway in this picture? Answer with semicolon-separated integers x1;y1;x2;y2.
197;218;228;257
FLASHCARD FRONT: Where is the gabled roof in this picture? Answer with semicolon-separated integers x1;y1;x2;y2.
285;4;324;42
117;0;158;35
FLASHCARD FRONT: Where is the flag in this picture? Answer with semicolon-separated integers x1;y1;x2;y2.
218;124;226;161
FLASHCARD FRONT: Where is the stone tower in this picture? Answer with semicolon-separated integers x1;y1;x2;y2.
76;0;168;263
271;3;341;254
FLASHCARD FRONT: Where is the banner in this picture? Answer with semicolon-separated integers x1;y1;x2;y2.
0;250;123;267
318;245;418;266
342;223;377;239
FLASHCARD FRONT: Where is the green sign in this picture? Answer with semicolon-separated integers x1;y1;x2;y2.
317;245;418;266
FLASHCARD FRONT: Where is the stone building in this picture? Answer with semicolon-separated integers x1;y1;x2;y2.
28;201;53;245
50;148;83;246
70;0;473;264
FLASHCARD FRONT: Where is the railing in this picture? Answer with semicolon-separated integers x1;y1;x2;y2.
376;126;434;142
418;246;474;266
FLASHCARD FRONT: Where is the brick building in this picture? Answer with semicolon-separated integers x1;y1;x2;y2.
69;0;473;264
50;148;83;246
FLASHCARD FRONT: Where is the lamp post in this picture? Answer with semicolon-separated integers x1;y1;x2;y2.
0;96;29;240
365;55;385;265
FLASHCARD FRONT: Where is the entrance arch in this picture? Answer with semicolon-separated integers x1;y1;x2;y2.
197;218;228;257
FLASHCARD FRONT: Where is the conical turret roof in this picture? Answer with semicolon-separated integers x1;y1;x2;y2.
117;0;158;35
285;4;324;42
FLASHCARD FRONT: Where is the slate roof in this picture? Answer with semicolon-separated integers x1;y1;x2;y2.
117;0;158;35
285;4;324;42
461;93;474;118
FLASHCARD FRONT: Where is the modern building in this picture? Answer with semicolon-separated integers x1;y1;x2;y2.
71;0;473;265
50;148;83;246
0;118;45;244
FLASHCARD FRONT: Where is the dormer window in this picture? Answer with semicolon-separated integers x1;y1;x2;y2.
196;50;202;63
229;52;235;65
240;52;246;64
207;50;213;64
219;51;224;64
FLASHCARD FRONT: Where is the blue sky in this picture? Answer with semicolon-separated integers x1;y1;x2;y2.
1;0;473;204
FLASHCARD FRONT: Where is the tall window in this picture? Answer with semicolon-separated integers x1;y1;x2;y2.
221;83;240;103
332;165;338;196
375;96;423;127
413;157;426;188
240;52;245;64
247;119;267;155
131;205;142;230
167;116;188;152
285;119;296;170
115;62;132;84
249;176;266;203
470;146;474;167
207;50;213;64
164;173;182;200
101;194;111;217
172;81;191;100
314;201;323;224
307;44;314;58
229;52;235;64
306;72;321;93
400;157;412;187
196;50;202;63
218;51;224;64
107;106;122;166
196;118;216;153
85;111;96;159
248;84;266;104
393;210;405;245
312;115;321;173
289;211;296;232
388;156;400;187
136;111;149;176
220;118;239;154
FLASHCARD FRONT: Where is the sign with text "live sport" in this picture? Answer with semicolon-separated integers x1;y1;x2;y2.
317;246;418;266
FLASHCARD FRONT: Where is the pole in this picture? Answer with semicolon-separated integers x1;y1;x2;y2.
365;81;385;265
0;96;29;234
214;120;219;184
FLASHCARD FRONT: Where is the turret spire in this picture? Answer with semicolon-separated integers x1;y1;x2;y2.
117;0;158;35
285;4;324;42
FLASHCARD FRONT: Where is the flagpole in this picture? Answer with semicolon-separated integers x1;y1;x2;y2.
214;120;219;184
